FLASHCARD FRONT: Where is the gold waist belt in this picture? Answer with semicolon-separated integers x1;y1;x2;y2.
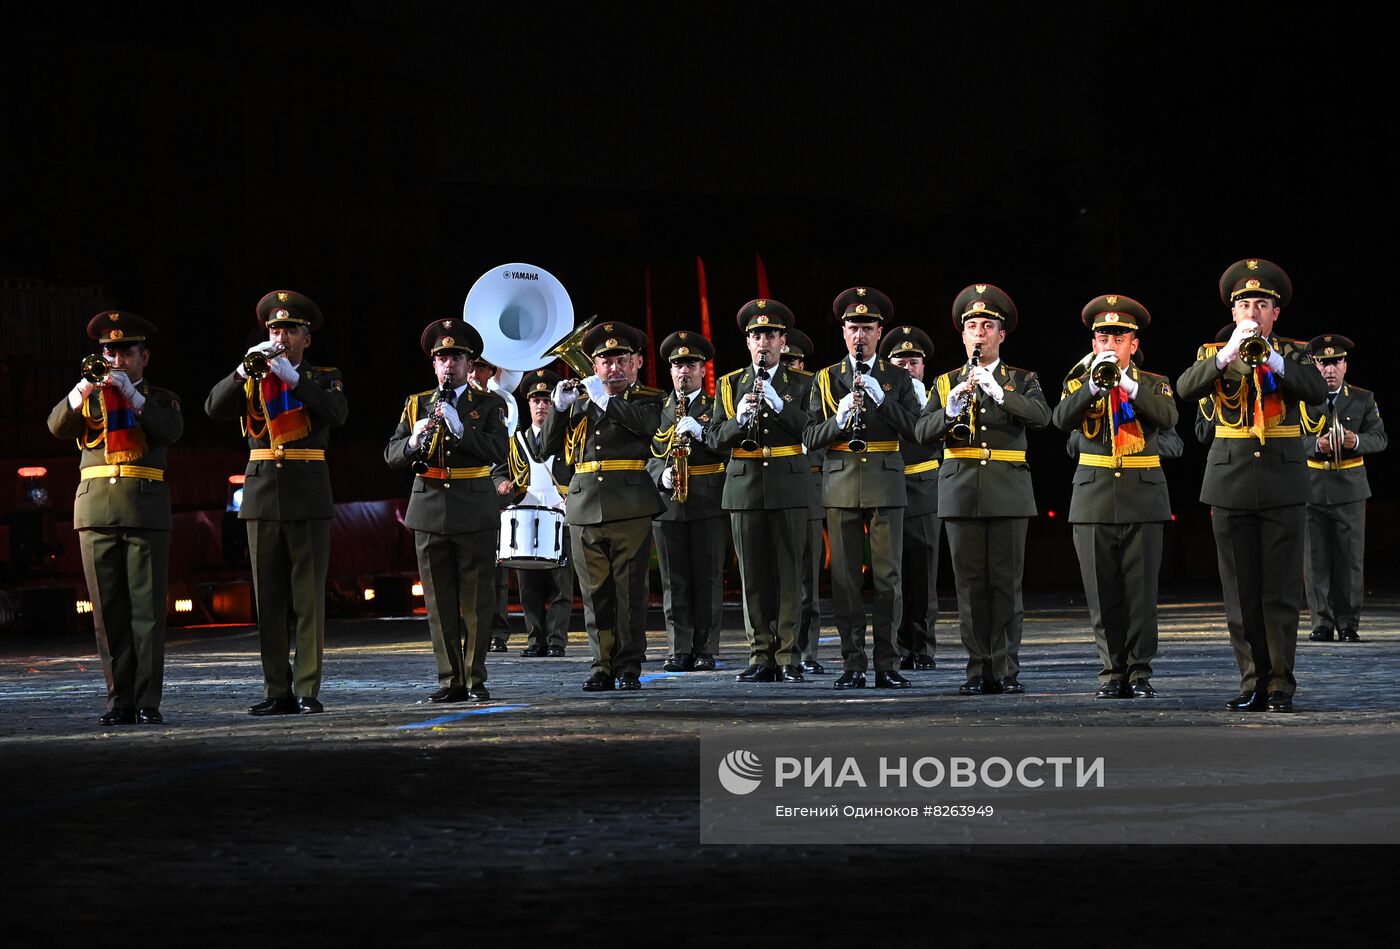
832;440;900;452
731;445;803;459
1215;425;1301;439
1308;457;1364;470
575;460;647;473
81;464;164;481
687;463;726;476
904;459;941;475
420;466;491;479
945;448;1027;463
1078;454;1161;470
250;448;326;462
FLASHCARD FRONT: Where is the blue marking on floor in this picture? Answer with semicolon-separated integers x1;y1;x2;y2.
639;672;684;683
398;704;530;730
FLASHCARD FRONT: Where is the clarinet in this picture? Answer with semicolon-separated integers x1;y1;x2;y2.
949;346;981;441
847;343;869;452
410;381;453;475
739;352;768;453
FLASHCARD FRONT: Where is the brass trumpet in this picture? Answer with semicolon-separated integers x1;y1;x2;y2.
242;344;288;379
1240;334;1271;367
80;354;113;385
949;346;981;441
1090;358;1121;389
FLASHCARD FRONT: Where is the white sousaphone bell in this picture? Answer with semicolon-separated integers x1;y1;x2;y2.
463;263;582;390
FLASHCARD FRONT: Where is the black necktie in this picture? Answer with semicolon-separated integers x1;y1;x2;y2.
442;388;456;406
855;362;870;375
1327;392;1337;409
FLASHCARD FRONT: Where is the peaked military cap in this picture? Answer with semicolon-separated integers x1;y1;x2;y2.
952;283;1019;334
1219;258;1292;308
420;318;483;357
87;310;155;347
1082;293;1151;333
659;330;715;363
832;286;893;324
582;320;646;357
256;290;324;331
780;328;815;361
522;367;561;397
1308;334;1354;363
879;324;934;360
736;298;794;333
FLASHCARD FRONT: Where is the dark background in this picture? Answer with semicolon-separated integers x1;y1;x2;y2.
2;2;1390;576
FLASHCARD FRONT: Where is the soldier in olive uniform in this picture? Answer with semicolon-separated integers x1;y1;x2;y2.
705;299;816;682
205;291;348;715
805;288;922;689
1176;259;1326;713
48;312;183;726
1300;334;1387;643
915;284;1051;696
880;325;943;673
780;329;827;675
501;369;574;657
467;355;517;654
541;322;665;691
647;332;728;672
1052;295;1178;699
386;321;508;702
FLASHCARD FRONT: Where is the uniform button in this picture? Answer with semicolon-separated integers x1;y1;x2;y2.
443;482;451;489
980;460;988;466
1253;451;1261;459
981;408;987;414
981;442;988;448
1113;471;1122;479
109;477;117;485
597;476;604;482
762;461;769;467
861;457;868;463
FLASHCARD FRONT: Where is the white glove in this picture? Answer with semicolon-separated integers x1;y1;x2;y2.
1265;348;1286;375
1087;352;1118;396
552;381;579;411
1118;370;1139;399
970;365;1004;403
1217;319;1258;366
910;378;928;407
68;378;97;409
406;417;434;451
944;382;970;418
582;374;609;410
736;393;759;427
439;401;464;438
675;415;704;439
661;466;676;489
760;384;783;412
860;380;885;406
108;372;146;411
835;391;858;428
270;355;300;386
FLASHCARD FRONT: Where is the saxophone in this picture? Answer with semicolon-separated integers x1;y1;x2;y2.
670;390;691;503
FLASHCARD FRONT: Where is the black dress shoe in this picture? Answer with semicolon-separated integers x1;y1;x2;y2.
489;637;508;652
98;708;135;726
1265;691;1294;713
616;672;642;691
1225;690;1264;711
1339;627;1361;643
736;664;776;682
522;643;547;657
467;686;491;702
297;696;324;714
833;671;867;690
778;664;806;682
997;676;1024;695
914;655;937;671
1129;679;1156;699
898;654;917;670
1096;679;1128;699
547;645;566;657
136;708;164;724
959;678;986;696
801;660;825;675
248;696;298;716
1309;625;1334;642
428;686;469;703
663;653;695;672
583;671;615;692
875;670;911;689
692;654;716;671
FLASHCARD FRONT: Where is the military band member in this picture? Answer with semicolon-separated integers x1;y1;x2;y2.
648;331;728;672
1053;296;1178;699
385;321;508;702
48;312;182;726
467;355;516;654
1300;334;1387;643
915;284;1050;696
705;299;816;683
780;329;827;675
805;289;922;689
500;369;574;657
206;291;347;715
541;322;665;691
1176;259;1325;713
880;325;943;672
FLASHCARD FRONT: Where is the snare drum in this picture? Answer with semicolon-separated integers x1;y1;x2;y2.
497;505;567;569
